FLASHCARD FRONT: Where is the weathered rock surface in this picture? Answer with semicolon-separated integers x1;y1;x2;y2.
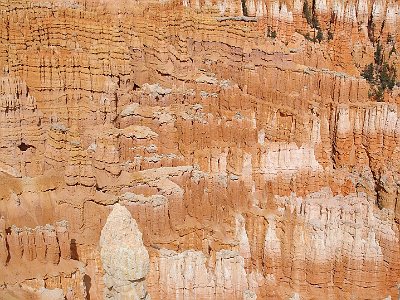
0;0;399;299
0;220;87;299
100;203;150;300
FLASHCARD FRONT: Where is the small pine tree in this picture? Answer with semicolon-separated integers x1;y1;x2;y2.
311;15;320;29
375;86;384;101
303;1;312;25
389;45;396;57
374;41;383;65
362;40;397;101
361;63;374;83
316;30;323;43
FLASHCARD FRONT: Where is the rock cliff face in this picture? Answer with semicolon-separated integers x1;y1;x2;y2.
0;0;399;299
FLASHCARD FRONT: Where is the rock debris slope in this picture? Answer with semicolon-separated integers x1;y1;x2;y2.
0;0;399;299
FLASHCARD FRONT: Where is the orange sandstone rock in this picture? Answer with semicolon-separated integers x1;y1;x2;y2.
0;0;399;299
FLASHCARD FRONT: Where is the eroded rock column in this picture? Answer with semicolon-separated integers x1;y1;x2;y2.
100;203;150;300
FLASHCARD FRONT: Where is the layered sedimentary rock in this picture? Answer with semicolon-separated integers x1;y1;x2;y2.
0;220;86;300
0;75;44;177
0;0;399;299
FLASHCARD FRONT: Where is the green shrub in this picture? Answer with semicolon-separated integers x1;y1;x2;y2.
304;32;312;41
361;63;374;82
387;34;394;44
374;41;383;65
327;30;334;40
303;1;312;26
380;63;396;90
389;45;396;57
311;15;320;29
303;0;320;29
267;27;277;39
375;87;384;102
302;1;323;43
316;30;323;43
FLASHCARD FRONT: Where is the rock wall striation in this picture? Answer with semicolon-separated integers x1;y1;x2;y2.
0;0;399;299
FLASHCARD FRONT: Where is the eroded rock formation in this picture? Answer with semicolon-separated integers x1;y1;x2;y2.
0;219;86;299
100;203;150;300
0;0;399;299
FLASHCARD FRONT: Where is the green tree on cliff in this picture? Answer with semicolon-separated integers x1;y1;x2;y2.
361;40;397;101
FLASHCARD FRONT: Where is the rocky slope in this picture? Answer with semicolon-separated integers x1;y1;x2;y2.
0;0;399;299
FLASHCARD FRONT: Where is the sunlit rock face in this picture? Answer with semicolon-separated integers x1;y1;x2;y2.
100;203;150;300
0;0;399;299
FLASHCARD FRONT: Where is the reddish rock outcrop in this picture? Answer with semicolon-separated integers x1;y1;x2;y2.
0;0;399;299
0;219;87;299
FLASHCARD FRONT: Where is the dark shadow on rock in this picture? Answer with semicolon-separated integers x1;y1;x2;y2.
70;239;79;260
83;274;92;300
5;227;11;264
